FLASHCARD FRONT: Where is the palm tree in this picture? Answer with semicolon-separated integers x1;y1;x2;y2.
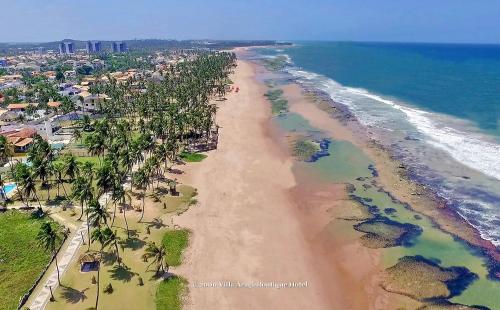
72;176;94;249
21;169;43;209
133;169;149;223
72;129;82;145
87;198;109;228
91;227;113;310
37;222;63;285
95;161;114;208
110;181;125;228
142;241;168;276
52;162;68;198
63;154;79;181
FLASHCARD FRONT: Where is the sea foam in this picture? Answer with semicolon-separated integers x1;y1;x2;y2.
289;69;500;182
286;67;500;247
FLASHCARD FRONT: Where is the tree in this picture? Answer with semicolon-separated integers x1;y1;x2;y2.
63;154;79;181
87;198;109;229
21;169;43;209
142;241;168;276
55;70;65;82
37;222;63;285
53;162;68;198
110;181;126;228
91;227;113;310
72;129;82;145
72;175;94;248
133;169;149;223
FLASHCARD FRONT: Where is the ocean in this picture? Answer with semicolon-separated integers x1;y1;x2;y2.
253;42;500;248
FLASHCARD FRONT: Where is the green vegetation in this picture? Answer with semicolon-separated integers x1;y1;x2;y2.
292;139;320;161
156;276;187;310
99;52;154;72
264;89;283;101
0;211;61;310
264;89;288;115
162;229;190;266
263;55;289;71
180;152;207;162
381;256;478;301
3;51;235;310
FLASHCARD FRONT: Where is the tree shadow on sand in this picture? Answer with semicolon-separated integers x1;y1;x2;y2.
122;236;146;251
145;217;166;230
109;265;138;282
60;285;88;304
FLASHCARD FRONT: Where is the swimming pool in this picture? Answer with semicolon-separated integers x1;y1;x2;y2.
3;183;17;195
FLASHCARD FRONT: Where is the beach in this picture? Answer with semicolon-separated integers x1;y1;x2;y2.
175;60;343;309
174;59;424;309
174;49;500;309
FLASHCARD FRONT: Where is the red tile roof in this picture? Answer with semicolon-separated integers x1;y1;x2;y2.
48;101;61;107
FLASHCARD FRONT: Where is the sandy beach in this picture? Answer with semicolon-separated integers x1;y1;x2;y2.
175;60;370;309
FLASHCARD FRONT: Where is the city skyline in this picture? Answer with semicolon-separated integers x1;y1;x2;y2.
2;0;500;44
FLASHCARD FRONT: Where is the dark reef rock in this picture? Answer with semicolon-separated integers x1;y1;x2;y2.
384;208;397;215
368;164;379;177
345;183;356;193
353;216;422;248
381;256;479;302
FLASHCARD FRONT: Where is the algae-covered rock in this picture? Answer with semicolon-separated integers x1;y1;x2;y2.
381;256;479;301
353;217;422;248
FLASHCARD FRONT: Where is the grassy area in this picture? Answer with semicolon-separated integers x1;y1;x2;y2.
45;177;195;310
0;211;61;310
180;152;207;162
148;184;197;216
156;276;187;310
162;229;190;267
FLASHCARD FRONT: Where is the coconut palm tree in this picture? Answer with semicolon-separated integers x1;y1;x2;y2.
72;129;82;145
37;222;63;285
63;154;79;181
110;181;126;228
52;162;68;198
87;198;109;228
133;169;149;223
21;169;43;209
91;227;113;310
142;241;168;276
95;161;114;207
72;175;94;249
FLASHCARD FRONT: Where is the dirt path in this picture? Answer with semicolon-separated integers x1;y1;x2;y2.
175;61;341;309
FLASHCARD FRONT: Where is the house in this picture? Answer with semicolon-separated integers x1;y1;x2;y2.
1;128;37;152
6;103;38;112
73;91;110;112
48;101;62;110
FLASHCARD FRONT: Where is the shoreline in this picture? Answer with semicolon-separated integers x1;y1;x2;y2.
175;54;499;309
175;60;354;309
247;54;500;308
283;81;500;266
240;45;499;262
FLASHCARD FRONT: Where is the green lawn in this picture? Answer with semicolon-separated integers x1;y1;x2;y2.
0;211;62;310
156;276;187;310
180;152;207;162
161;229;190;266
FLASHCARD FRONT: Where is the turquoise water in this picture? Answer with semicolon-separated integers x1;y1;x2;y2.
274;111;500;308
254;43;500;249
3;183;16;195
